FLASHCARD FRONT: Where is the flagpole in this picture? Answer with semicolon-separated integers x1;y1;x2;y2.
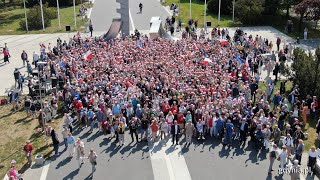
73;0;77;30
40;0;45;31
218;0;221;25
23;0;28;32
57;0;61;30
232;0;235;22
189;0;192;19
204;0;207;33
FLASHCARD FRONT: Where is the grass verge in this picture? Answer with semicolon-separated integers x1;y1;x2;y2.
0;5;86;35
162;0;240;28
0;104;61;178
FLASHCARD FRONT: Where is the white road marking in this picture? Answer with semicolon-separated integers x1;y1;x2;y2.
149;140;192;180
129;8;135;30
87;0;95;19
162;5;172;16
40;160;51;180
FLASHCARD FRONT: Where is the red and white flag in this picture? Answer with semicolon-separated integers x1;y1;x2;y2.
84;50;93;60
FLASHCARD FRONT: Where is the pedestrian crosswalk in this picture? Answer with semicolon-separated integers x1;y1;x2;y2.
149;140;192;180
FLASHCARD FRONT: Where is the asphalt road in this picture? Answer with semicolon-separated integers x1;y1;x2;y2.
90;0;170;33
46;127;154;180
46;125;294;180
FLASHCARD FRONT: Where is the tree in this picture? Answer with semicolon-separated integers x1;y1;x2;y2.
234;0;263;25
207;0;233;15
263;0;281;15
19;5;57;30
280;0;302;18
295;0;320;31
285;46;320;98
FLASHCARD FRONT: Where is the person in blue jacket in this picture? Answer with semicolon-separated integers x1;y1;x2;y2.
223;120;234;145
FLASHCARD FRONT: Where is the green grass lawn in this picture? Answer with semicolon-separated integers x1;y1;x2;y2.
162;0;240;28
0;5;86;35
0;104;61;178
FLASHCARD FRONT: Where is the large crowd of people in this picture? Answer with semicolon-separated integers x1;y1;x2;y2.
5;26;320;179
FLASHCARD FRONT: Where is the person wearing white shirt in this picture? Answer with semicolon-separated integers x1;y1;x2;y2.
307;146;318;175
282;134;294;158
33;51;39;68
279;146;288;169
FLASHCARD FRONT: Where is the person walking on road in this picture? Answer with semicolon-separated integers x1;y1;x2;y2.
75;138;85;168
139;3;143;13
66;133;75;157
290;160;301;180
151;120;159;143
87;148;98;175
307;146;318;175
268;144;278;174
3;47;10;64
279;146;288;170
129;117;139;143
21;50;28;67
89;20;93;37
276;37;281;52
23;140;33;165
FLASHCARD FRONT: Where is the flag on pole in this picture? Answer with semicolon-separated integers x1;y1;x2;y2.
84;50;93;60
138;39;143;49
235;54;245;63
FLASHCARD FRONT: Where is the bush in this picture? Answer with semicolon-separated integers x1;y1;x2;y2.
19;5;57;30
207;0;233;15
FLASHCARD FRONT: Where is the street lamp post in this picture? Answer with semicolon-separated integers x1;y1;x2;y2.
218;0;221;25
40;0;45;31
23;0;28;32
57;0;61;30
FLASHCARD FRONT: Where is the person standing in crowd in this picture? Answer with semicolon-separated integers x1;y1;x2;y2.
118;121;125;146
279;146;288;170
276;37;281;51
295;139;304;165
33;51;39;68
185;121;195;145
223;120;234;145
51;128;60;157
75;138;85;168
87;148;97;175
282;133;294;159
196;119;205;140
62;127;69;149
66;133;75;157
290;160;301;180
268;144;278;174
129;117;139;143
151;120;159;143
271;124;281;146
159;119;169;140
307;146;318;175
24;97;31;117
13;68;21;88
293;127;304;149
140;116;149;142
21;50;28;67
23;140;33;165
171;120;180;145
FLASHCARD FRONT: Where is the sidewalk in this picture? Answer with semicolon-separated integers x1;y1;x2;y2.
0;31;105;96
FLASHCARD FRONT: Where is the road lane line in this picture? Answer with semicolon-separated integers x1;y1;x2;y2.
129;8;135;30
87;0;96;19
149;140;192;180
40;160;51;180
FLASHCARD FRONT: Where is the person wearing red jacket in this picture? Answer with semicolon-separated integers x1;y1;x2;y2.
23;140;33;164
177;111;186;130
170;101;178;114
